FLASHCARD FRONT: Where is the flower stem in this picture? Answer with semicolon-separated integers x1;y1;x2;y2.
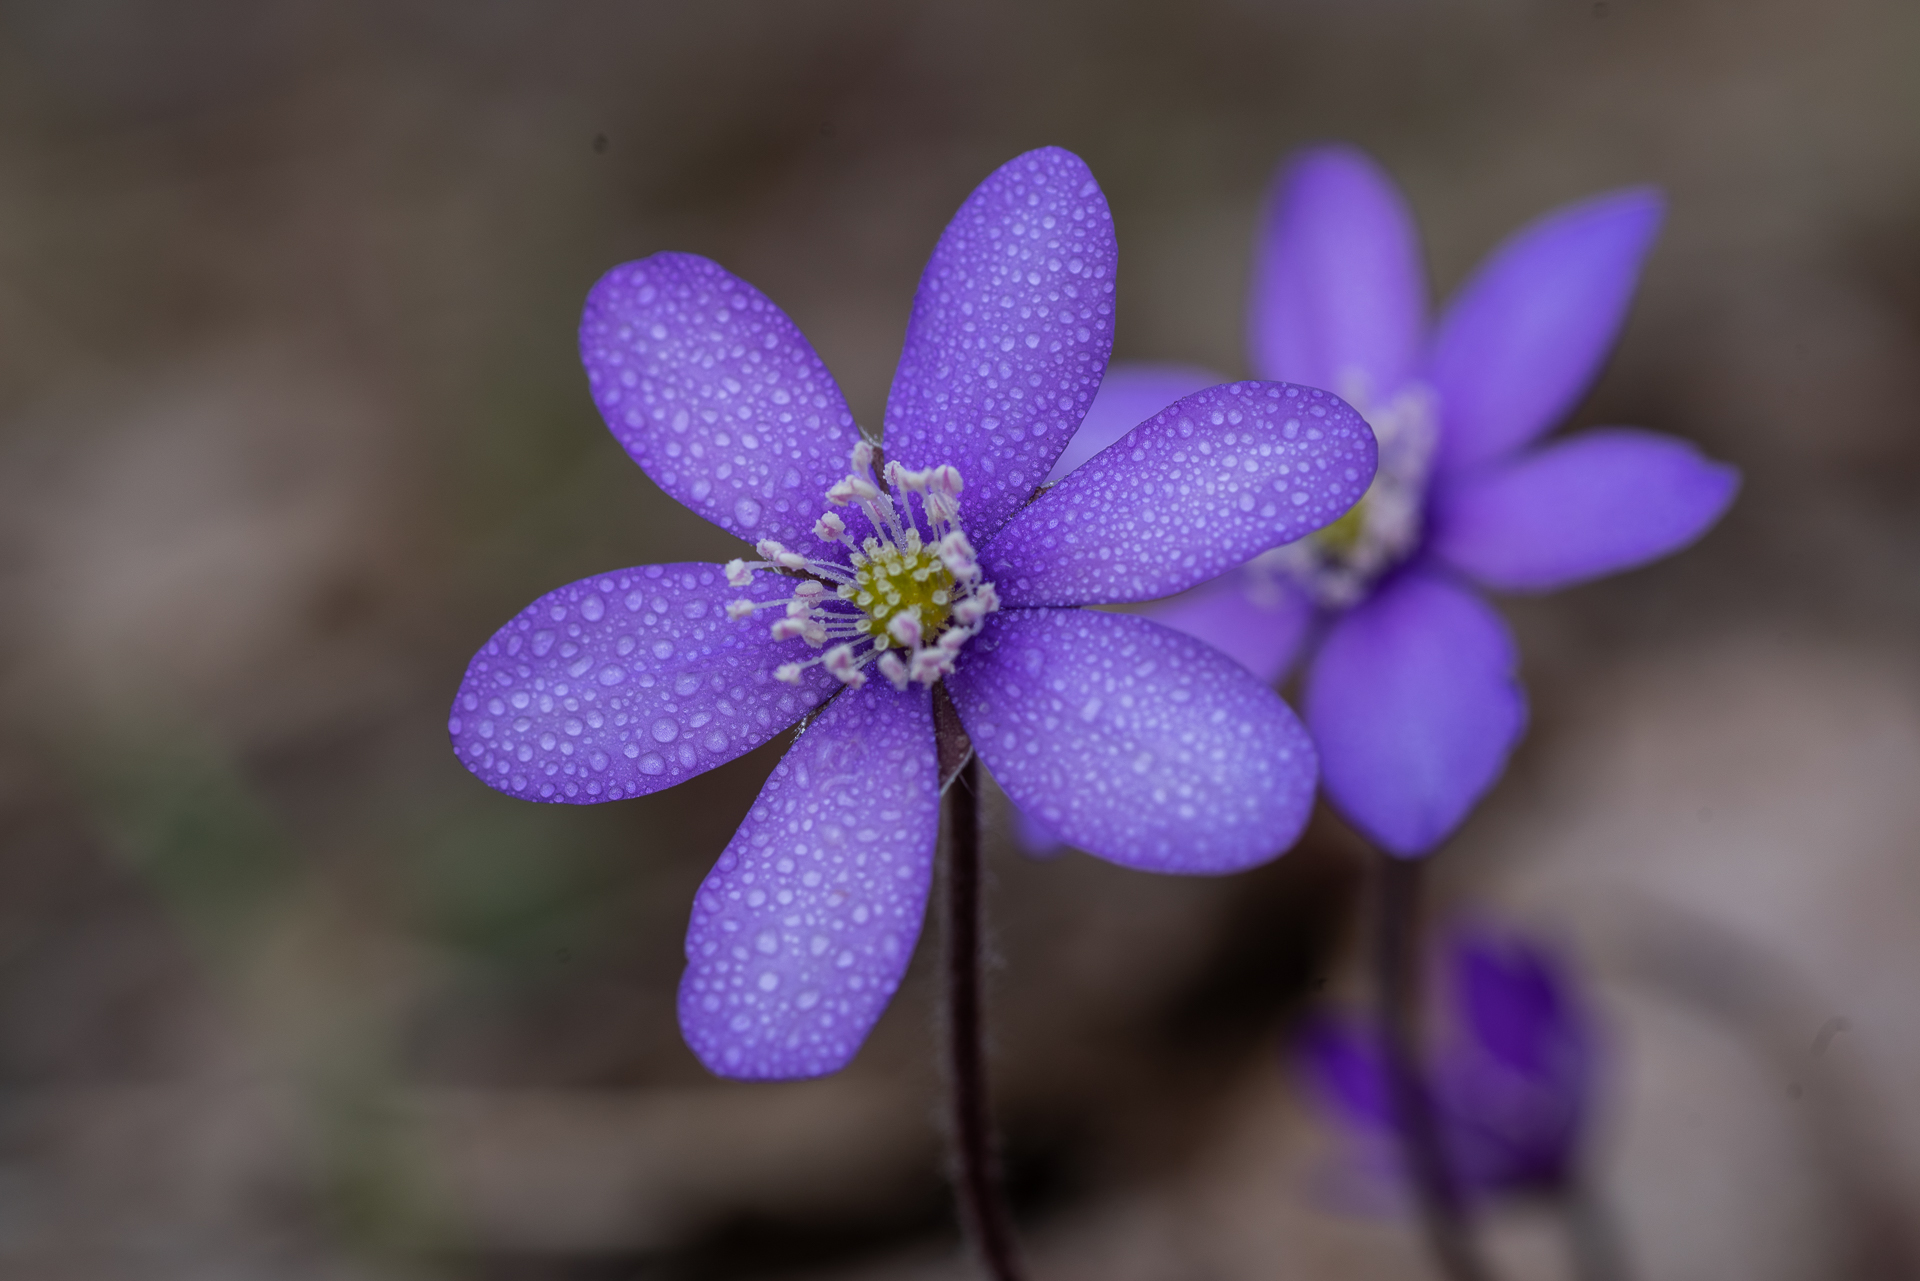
944;752;1027;1281
1373;851;1497;1281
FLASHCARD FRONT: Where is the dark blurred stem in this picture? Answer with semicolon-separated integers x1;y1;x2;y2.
1374;851;1496;1281
1565;1183;1633;1281
944;754;1026;1281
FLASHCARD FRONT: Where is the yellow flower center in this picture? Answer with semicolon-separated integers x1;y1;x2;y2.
1310;492;1372;559
847;533;955;645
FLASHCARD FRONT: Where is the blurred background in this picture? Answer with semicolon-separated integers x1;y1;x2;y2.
1;0;1917;1277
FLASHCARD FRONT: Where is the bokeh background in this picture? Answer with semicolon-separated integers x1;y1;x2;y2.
1;1;1917;1277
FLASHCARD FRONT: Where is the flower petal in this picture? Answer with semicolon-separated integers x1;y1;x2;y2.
1305;570;1526;856
1428;188;1665;478
1044;362;1222;483
1449;928;1587;1081
1248;145;1427;400
947;609;1317;874
1143;565;1316;686
678;682;938;1080
981;383;1376;607
580;253;869;557
450;564;837;804
882;147;1117;541
1296;1014;1395;1128
1430;428;1738;592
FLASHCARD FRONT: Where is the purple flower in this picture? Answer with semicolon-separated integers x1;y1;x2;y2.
1055;147;1739;855
449;148;1379;1080
1299;926;1595;1200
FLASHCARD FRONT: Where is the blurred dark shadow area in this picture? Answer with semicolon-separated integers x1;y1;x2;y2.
1;1;1917;1278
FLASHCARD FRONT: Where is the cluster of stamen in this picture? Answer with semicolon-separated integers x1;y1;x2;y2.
1262;374;1438;608
724;441;999;691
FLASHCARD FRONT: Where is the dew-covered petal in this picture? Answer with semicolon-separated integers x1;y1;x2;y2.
1249;145;1427;401
1305;569;1527;856
1430;428;1739;592
883;147;1117;541
1428;189;1665;479
450;564;836;804
981;383;1376;607
1044;362;1222;483
947;609;1317;875
1143;565;1317;686
580;252;869;557
678;682;938;1080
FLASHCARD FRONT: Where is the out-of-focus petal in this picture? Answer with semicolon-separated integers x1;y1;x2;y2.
1451;929;1579;1080
451;564;837;803
580;253;870;558
947;609;1317;874
1044;362;1222;483
678;682;938;1080
1430;428;1738;592
1249;145;1427;400
882;147;1118;541
1305;569;1526;856
1428;189;1665;479
1143;566;1316;687
1297;1015;1395;1128
981;383;1376;607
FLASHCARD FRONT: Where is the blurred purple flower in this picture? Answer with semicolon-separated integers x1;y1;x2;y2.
1299;926;1595;1201
449;148;1379;1080
1054;146;1739;855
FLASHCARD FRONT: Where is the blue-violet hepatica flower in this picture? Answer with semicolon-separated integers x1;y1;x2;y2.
1300;925;1595;1201
449;148;1379;1080
1055;145;1739;856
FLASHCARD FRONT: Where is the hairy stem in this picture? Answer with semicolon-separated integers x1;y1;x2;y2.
944;753;1026;1281
1374;851;1497;1281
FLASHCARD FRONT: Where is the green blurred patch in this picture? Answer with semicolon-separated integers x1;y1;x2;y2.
87;737;301;963
406;799;620;976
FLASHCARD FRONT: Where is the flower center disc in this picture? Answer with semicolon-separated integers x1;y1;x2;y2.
1264;377;1437;608
852;538;954;646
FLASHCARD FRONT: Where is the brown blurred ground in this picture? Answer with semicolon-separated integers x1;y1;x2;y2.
0;1;1917;1278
